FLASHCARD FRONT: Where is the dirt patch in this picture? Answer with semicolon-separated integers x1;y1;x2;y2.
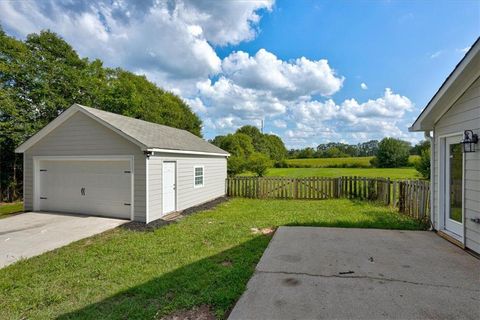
181;196;229;216
121;197;230;232
121;219;174;232
221;259;233;267
250;227;276;235
159;305;215;320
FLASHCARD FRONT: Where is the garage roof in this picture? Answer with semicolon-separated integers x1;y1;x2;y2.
16;104;229;156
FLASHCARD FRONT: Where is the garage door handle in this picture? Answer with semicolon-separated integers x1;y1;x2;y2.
124;203;131;206
40;197;47;200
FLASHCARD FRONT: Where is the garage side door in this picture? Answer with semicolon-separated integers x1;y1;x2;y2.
38;160;132;219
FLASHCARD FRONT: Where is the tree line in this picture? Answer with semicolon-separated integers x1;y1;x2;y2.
210;125;287;176
288;139;429;159
0;27;202;201
212;127;431;178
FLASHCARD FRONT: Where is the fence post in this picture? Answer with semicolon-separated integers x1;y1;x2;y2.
386;178;391;205
294;178;298;199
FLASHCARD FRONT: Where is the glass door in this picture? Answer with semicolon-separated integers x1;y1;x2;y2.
444;136;463;237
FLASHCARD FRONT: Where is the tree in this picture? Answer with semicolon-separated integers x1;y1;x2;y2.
410;140;430;155
325;147;348;158
0;28;202;201
247;152;271;177
415;148;431;179
374;138;411;168
261;134;287;161
236;125;263;148
227;156;246;177
235;125;287;161
298;147;315;158
215;133;254;159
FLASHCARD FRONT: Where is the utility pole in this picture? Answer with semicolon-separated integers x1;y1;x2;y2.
261;119;264;133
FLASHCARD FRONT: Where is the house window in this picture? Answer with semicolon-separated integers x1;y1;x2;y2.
194;166;204;188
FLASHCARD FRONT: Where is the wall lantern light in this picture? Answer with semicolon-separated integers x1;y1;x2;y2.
461;130;478;153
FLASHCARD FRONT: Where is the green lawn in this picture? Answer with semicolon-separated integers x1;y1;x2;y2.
286;155;420;168
0;202;23;218
0;198;426;319
244;167;421;179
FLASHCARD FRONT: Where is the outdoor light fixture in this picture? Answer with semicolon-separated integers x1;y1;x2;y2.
461;130;478;153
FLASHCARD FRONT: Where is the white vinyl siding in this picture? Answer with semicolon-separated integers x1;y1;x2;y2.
147;157;163;222
23;112;147;222
146;153;226;221
432;75;480;253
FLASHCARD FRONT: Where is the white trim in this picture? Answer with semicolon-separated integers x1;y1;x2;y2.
148;148;229;157
32;155;135;221
437;133;465;243
15;104;147;153
193;165;205;188
145;155;150;223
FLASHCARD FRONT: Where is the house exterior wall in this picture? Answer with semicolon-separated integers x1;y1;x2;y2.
147;153;227;222
432;75;480;253
23;112;148;222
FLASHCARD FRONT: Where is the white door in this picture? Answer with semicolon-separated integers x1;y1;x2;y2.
444;136;464;237
38;160;132;219
162;161;176;214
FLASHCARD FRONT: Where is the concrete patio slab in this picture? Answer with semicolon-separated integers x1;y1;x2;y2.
229;227;480;320
0;212;127;268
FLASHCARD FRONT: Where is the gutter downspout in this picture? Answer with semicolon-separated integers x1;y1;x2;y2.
425;130;434;230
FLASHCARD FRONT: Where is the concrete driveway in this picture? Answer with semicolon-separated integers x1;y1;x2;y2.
0;212;127;268
229;227;480;320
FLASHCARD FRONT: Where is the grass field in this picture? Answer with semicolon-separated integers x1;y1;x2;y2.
0;198;426;319
0;202;23;219
243;167;421;179
286;155;420;168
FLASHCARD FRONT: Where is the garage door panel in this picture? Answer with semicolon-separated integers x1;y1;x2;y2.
39;160;132;219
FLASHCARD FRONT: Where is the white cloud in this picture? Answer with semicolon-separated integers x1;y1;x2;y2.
360;82;368;90
430;50;442;59
182;0;274;46
458;46;471;54
339;88;413;119
280;88;415;146
0;0;420;147
273;119;287;128
0;0;273;92
222;49;344;98
196;77;286;123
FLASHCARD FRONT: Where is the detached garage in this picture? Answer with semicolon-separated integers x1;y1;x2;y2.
15;104;229;223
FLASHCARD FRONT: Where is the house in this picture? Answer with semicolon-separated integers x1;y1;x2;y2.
410;38;480;254
15;104;229;223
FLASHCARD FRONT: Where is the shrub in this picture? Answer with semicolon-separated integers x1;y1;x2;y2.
227;156;246;177
369;157;379;167
414;149;431;179
274;159;289;168
247;153;272;177
376;138;411;168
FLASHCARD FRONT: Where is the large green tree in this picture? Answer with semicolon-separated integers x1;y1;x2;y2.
374;138;411;168
0;28;202;201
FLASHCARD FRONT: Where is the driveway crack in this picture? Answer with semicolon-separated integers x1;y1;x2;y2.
256;270;480;292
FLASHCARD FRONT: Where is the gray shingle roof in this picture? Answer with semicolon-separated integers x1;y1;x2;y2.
76;104;228;155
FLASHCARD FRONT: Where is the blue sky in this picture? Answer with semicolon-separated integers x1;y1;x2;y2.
1;0;478;147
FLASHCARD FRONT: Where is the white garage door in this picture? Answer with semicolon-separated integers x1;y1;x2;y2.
38;160;132;219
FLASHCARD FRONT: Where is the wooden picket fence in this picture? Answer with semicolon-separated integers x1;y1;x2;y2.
226;176;430;221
